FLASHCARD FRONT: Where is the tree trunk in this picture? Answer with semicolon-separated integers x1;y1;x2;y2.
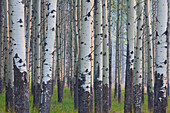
39;0;57;112
94;0;103;112
108;0;113;110
33;0;41;107
154;0;168;113
124;0;136;112
133;0;144;112
13;0;29;112
145;0;154;111
0;0;4;94
78;0;93;112
102;0;109;112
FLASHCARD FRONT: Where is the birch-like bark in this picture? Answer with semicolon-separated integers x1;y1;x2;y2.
102;0;109;112
94;0;103;112
13;0;29;112
124;0;136;112
145;0;154;110
39;0;57;112
154;0;168;112
133;0;144;112
73;0;79;109
33;0;41;107
26;0;32;84
78;0;93;112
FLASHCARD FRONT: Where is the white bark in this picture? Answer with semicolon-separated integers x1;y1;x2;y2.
41;0;57;84
102;0;109;86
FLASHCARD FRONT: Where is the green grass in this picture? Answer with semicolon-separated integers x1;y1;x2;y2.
0;87;170;113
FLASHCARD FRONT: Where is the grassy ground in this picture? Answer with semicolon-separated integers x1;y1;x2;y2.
0;87;170;113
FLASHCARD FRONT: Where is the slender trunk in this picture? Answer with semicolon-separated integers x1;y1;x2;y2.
108;0;113;109
39;0;57;112
0;0;4;94
33;0;41;107
145;0;154;110
154;0;168;113
102;0;109;112
124;0;136;112
94;0;103;112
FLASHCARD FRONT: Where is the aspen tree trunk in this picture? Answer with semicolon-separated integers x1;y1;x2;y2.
90;7;94;112
4;0;11;111
133;0;144;112
114;0;121;99
73;0;79;109
0;0;4;94
108;0;113;109
154;0;168;113
56;0;63;102
26;0;32;84
141;22;145;104
39;0;57;112
13;0;29;112
33;0;41;107
152;0;157;78
94;0;103;112
102;0;109;112
124;0;136;112
31;0;36;96
78;1;93;112
145;0;154;110
8;0;14;111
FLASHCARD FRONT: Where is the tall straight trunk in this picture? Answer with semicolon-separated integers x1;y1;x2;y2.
152;0;157;80
0;0;4;94
78;0;93;113
133;0;144;112
33;0;41;107
145;0;154;110
94;0;103;112
108;0;113;109
102;0;109;112
4;0;11;111
141;22;145;104
124;0;136;112
154;0;168;113
13;0;29;112
39;0;57;112
73;0;79;109
26;0;32;85
8;0;14;111
114;0;121;99
31;0;36;96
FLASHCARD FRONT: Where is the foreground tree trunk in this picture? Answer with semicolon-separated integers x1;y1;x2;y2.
154;0;168;113
13;0;29;112
39;0;57;112
124;0;136;112
133;0;144;112
102;0;109;112
94;0;103;112
78;0;93;112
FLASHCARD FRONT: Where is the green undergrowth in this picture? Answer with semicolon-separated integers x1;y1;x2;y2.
0;87;170;113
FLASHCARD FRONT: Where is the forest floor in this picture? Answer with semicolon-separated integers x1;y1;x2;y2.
0;86;170;113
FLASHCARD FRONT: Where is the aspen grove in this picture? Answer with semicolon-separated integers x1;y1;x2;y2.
0;0;169;113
